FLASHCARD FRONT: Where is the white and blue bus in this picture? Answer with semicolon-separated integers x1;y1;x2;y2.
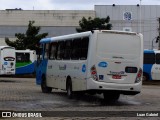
36;30;143;101
143;49;160;81
15;49;37;75
0;46;15;75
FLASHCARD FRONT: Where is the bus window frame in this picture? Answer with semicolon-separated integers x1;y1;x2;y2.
49;42;58;60
71;38;81;60
80;37;89;60
57;41;65;60
156;53;160;64
63;40;72;60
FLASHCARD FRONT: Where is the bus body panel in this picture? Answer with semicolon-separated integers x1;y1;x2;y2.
87;78;142;93
97;32;141;84
46;60;87;91
0;46;15;75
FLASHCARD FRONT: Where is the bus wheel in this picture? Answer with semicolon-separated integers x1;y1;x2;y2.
66;80;73;99
103;91;120;102
41;76;52;93
143;73;149;81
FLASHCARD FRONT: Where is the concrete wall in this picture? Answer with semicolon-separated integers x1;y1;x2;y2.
0;10;95;46
0;10;95;26
95;5;160;49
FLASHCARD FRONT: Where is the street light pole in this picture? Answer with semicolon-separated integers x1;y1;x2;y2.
158;18;160;50
140;0;142;33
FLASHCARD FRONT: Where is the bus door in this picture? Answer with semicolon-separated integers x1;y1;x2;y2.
36;43;49;85
36;45;43;66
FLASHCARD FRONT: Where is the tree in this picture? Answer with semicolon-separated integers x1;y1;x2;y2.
76;16;112;32
5;21;48;50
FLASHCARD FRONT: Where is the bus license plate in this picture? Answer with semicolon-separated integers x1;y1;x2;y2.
112;75;121;79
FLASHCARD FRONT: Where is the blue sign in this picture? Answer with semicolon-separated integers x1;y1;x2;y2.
124;12;132;21
99;75;104;80
98;62;107;68
82;64;86;73
4;62;8;65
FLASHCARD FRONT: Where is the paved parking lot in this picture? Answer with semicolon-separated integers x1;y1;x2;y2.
0;77;160;120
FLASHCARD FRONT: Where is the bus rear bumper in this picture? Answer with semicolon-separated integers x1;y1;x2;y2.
87;78;142;95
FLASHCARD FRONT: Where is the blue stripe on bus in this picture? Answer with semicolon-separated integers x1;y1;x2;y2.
40;38;52;43
15;61;36;75
143;64;153;80
144;49;154;53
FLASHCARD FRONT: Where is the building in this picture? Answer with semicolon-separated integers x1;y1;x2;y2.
95;5;160;49
0;5;160;49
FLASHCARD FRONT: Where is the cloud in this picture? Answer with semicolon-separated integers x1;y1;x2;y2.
33;0;54;10
0;0;35;10
0;0;160;10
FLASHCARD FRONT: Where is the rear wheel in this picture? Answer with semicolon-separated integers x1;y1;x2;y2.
103;91;120;102
66;79;73;99
143;73;149;81
41;76;52;93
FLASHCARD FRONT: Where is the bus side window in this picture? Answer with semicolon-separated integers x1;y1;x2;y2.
80;37;89;60
49;42;57;60
24;53;30;62
16;53;22;62
71;38;81;60
36;46;43;60
144;53;155;64
57;41;64;60
156;53;160;64
64;40;72;60
44;43;49;59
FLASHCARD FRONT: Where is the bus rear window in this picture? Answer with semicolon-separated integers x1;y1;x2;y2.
4;57;15;61
125;67;138;73
16;53;30;62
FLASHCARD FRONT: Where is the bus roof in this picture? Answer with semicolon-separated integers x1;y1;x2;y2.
144;49;160;53
15;49;35;53
40;31;91;44
0;46;15;49
40;30;139;44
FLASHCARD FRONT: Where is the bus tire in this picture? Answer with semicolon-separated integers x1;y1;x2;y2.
66;79;73;99
41;76;52;93
103;91;120;102
143;73;149;81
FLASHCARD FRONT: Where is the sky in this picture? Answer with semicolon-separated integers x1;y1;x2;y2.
0;0;160;10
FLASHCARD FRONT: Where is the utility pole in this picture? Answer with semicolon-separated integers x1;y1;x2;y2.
140;0;142;33
158;18;160;50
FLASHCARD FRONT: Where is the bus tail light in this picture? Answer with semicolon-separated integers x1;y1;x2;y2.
135;68;142;83
90;65;98;81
